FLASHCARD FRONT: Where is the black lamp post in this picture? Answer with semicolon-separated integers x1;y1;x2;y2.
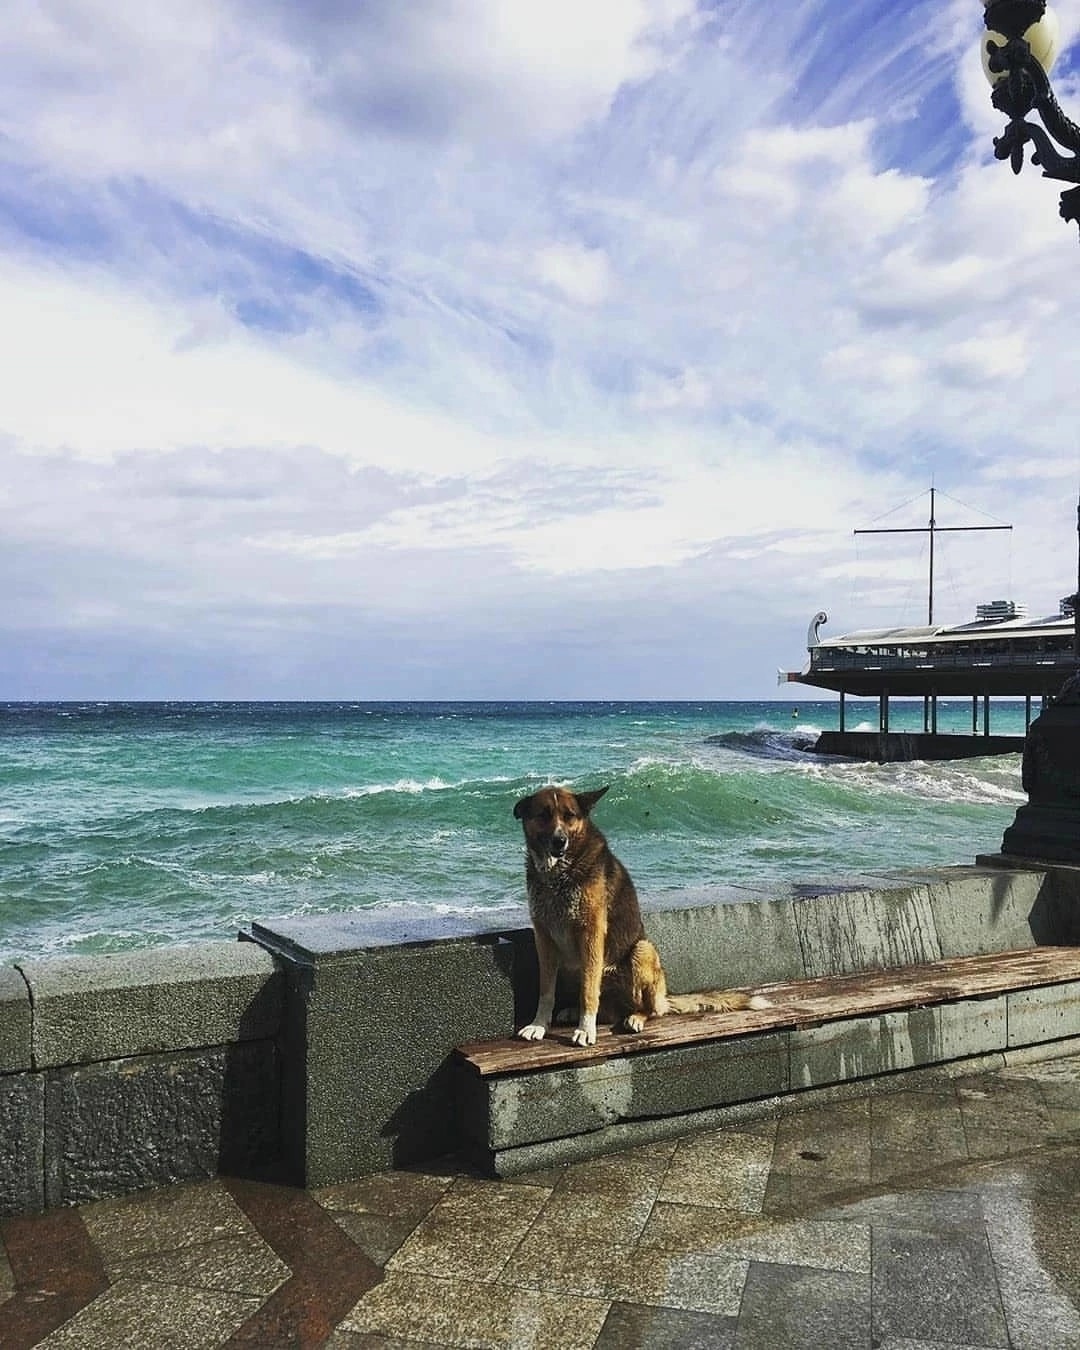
979;2;1080;863
982;1;1080;232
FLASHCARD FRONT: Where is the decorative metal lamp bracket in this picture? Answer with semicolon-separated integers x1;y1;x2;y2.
985;9;1080;231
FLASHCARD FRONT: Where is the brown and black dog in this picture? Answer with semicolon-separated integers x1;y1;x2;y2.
513;784;769;1047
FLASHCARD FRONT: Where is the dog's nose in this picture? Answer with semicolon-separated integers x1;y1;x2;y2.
550;831;568;856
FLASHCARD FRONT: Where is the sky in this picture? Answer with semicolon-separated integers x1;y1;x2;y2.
3;0;1080;701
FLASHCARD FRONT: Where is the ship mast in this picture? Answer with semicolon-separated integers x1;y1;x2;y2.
854;487;1012;626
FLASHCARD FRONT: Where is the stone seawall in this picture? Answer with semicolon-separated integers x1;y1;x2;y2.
2;862;1079;1216
0;943;283;1216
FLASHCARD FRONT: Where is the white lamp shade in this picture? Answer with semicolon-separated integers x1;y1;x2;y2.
982;8;1061;84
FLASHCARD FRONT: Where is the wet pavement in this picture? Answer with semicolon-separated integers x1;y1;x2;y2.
3;1050;1080;1348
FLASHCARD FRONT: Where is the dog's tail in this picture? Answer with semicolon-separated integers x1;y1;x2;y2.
664;990;772;1014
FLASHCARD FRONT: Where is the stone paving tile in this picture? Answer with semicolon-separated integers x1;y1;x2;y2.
981;1174;1080;1348
222;1178;382;1349
1046;1100;1080;1134
762;1167;854;1215
871;1223;1009;1348
0;1235;13;1301
1020;1054;1080;1110
386;1177;550;1282
659;1127;775;1213
869;1089;968;1158
0;1207;110;1350
315;1170;453;1222
868;1144;962;1187
315;1169;453;1268
639;1201;871;1273
33;1277;264;1348
593;1300;737;1348
961;1118;1059;1162
80;1179;256;1268
952;1142;1080;1200
997;1283;1080;1350
816;1185;986;1234
106;1230;291;1297
526;1134;680;1198
733;1261;871;1350
325;1210;423;1267
339;1270;610;1348
504;1225;749;1315
763;1099;876;1215
872;1341;1005;1349
772;1098;872;1173
525;1183;655;1245
954;1069;1047;1114
325;1332;445;1349
982;1191;1080;1295
520;1140;673;1248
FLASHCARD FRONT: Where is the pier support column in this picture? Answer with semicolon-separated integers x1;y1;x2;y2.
839;691;846;733
983;694;991;737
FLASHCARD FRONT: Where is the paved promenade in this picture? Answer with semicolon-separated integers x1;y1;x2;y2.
3;1049;1080;1348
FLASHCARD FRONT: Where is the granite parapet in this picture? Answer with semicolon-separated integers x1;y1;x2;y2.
19;941;283;1069
0;966;31;1073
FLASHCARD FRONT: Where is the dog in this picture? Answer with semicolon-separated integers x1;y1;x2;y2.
513;784;770;1047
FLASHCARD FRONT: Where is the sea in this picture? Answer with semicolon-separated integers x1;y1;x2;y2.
0;700;1030;965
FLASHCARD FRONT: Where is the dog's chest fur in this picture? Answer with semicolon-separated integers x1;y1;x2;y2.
526;866;589;969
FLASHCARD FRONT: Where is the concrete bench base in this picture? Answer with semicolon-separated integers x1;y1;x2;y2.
454;947;1080;1176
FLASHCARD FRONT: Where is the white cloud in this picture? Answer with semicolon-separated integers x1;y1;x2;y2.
535;242;614;307
939;327;1029;386
0;258;511;474
634;367;713;411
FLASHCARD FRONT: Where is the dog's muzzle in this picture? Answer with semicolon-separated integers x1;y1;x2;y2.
549;831;569;858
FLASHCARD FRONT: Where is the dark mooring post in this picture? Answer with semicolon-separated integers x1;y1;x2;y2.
1075;494;1080;661
977;8;1080;860
1000;496;1080;862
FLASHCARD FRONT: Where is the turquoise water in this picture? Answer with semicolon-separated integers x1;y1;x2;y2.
0;701;1027;963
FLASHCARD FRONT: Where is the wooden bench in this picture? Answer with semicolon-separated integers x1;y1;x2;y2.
454;946;1080;1175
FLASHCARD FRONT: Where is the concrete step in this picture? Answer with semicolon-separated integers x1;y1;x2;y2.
454;947;1080;1175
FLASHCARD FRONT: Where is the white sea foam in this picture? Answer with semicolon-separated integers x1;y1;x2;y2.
890;763;1026;806
343;777;452;797
799;755;1025;806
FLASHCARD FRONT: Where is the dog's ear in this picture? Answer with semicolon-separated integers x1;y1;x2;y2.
513;793;533;820
576;785;610;816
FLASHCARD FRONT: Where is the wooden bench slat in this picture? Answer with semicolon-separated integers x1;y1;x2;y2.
456;946;1080;1077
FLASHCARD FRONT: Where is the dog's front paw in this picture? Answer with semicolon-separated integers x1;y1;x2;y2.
623;1013;646;1033
571;1013;597;1047
517;1023;548;1042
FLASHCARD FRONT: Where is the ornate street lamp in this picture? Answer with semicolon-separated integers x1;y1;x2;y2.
979;3;1080;863
981;1;1080;233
